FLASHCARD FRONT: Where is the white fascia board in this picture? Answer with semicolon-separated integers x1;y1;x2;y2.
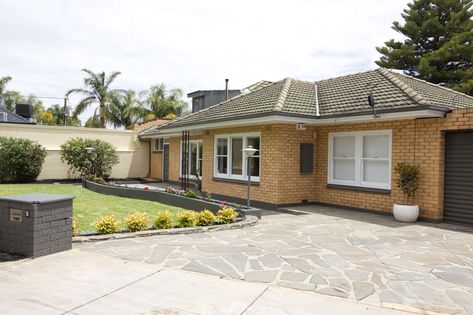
142;109;446;135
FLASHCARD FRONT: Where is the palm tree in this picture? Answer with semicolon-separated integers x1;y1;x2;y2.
66;69;121;128
106;90;143;129
141;83;187;119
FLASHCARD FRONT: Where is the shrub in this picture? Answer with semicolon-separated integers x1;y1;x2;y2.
217;207;238;224
196;210;216;226
92;215;120;234
0;137;47;183
176;210;196;228
203;190;212;201
394;162;421;205
183;189;198;198
72;217;81;236
153;210;174;229
60;138;119;179
125;212;149;232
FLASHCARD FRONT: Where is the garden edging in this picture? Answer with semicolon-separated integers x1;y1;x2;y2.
73;215;258;243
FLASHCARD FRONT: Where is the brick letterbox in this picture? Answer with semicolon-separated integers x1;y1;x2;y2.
0;193;74;257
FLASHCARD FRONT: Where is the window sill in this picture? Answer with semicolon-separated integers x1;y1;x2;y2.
212;177;260;186
327;184;390;194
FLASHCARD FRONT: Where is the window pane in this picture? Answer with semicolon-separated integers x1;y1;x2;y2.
363;160;389;183
363;135;389;158
247;137;260;156
217;138;227;155
333;159;355;181
217;157;227;174
333;136;355;158
231;138;243;175
190;143;197;176
250;157;260;177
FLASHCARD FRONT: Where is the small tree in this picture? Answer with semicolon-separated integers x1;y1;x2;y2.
394;162;421;205
0;137;47;183
60;138;119;179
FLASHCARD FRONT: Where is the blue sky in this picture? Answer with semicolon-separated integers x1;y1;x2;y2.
0;0;409;122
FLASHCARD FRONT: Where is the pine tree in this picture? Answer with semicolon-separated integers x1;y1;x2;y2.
376;0;473;95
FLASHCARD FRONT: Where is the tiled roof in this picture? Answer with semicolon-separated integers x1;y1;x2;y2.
0;106;32;124
388;71;473;109
141;68;473;134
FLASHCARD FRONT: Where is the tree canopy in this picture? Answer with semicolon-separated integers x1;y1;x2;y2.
376;0;473;95
66;69;122;128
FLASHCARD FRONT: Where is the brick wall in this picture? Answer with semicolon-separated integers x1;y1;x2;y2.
150;152;162;179
159;108;473;220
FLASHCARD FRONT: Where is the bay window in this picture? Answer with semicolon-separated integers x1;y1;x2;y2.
214;133;260;181
328;130;391;189
181;140;202;178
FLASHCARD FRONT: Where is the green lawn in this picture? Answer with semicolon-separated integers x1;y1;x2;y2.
0;184;184;232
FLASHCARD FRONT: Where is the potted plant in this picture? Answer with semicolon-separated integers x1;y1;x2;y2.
393;162;421;222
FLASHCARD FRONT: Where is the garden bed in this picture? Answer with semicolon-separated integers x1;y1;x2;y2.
73;215;258;243
82;179;262;218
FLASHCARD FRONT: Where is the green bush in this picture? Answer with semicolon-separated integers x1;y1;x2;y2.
217;207;238;224
196;210;216;226
72;217;81;236
60;138;119;179
153;210;174;229
92;215;120;234
394;162;421;205
0;137;47;183
124;212;149;232
183;190;198;198
176;210;196;228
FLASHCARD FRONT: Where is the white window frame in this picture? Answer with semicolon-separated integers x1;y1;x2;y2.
213;132;261;182
153;138;164;152
180;140;203;179
328;130;392;190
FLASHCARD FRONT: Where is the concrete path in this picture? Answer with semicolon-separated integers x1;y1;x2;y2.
0;249;415;315
76;206;473;315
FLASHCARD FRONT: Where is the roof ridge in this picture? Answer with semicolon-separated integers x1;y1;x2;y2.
377;68;427;105
142;79;283;134
273;78;292;111
390;70;473;102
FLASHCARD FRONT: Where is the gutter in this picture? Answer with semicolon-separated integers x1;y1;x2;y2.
138;104;450;137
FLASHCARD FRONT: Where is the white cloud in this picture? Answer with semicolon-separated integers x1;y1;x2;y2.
0;0;409;123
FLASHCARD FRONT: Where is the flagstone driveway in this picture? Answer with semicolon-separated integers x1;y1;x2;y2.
77;205;473;315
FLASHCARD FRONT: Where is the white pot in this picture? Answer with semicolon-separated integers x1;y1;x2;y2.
393;204;419;223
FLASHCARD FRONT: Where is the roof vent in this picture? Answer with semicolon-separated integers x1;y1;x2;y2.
0;112;7;122
15;103;33;119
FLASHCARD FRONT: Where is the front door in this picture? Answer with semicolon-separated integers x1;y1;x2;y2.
163;143;169;181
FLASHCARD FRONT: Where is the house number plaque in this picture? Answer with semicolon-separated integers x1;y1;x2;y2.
9;209;22;222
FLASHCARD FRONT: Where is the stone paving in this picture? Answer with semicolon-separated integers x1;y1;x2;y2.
76;205;473;315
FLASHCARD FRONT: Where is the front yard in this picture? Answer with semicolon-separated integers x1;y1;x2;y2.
0;184;184;231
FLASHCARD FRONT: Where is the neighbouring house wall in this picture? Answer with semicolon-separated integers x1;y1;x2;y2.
0;123;149;180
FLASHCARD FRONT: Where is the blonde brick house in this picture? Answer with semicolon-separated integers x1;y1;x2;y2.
139;68;473;224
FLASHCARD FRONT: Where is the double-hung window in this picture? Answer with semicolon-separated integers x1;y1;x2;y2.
328;130;391;190
153;138;164;152
214;133;260;181
181;140;202;178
